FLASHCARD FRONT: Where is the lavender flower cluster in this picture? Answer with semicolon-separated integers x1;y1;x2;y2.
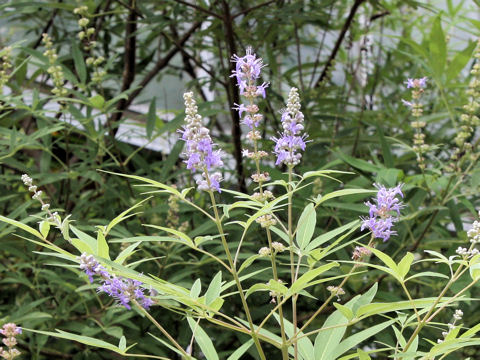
361;184;404;242
179;92;223;192
231;47;268;99
272;87;307;167
79;253;153;310
0;323;22;359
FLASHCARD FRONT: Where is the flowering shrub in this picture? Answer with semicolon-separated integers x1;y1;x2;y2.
2;2;480;359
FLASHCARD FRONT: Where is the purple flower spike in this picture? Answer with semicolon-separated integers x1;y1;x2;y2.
272;87;307;167
361;184;404;242
179;92;223;192
231;47;266;95
405;77;427;89
78;253;154;310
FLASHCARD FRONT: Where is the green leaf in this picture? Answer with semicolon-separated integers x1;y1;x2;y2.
273;313;314;360
330;319;396;359
333;303;354;321
99;171;182;197
96;230;110;260
89;95;105;110
302;169;353;180
71;42;86;84
357;349;372;360
376;126;394;168
334;150;382;173
405;271;449;282
226;339;254;360
447;41;476;82
369;247;400;278
118;336;126;352
429;16;446;76
146;97;156;139
315;189;376;207
187;318;219;360
238;254;261;274
190;279;201;299
306;220;358;252
469;255;480;281
289;262;339;295
70;226;96;254
0;215;44;240
105;198;150;236
447;199;463;233
356;298;454;318
398;252;414;279
39;221;50;238
246;279;288;298
296;203;316;250
205;271;222;306
314;296;359;360
353;283;378;316
114;242;141;265
144;224;193;246
27;328;126;354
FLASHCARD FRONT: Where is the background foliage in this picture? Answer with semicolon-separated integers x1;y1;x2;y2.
2;0;480;358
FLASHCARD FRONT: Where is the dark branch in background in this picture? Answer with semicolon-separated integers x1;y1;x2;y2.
92;0;113;42
114;0;145;18
232;0;275;18
294;23;305;93
174;0;222;19
309;2;334;88
162;29;227;87
222;0;246;192
32;0;63;49
314;0;367;87
107;0;138;138
370;10;390;22
168;24;225;134
122;20;203;111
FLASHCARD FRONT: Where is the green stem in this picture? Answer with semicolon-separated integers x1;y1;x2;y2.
287;166;299;360
133;300;191;359
206;187;267;360
402;251;473;353
266;227;289;360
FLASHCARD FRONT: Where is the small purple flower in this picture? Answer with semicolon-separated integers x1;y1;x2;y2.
0;324;22;337
272;87;307;167
405;77;427;89
78;253;154;310
361;184;404;242
231;47;266;95
179;92;223;192
256;82;269;98
233;103;247;117
401;99;414;108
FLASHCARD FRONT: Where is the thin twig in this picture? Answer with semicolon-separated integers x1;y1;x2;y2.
173;0;222;19
314;0;367;87
107;0;138;137
232;0;275;18
222;0;246;191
